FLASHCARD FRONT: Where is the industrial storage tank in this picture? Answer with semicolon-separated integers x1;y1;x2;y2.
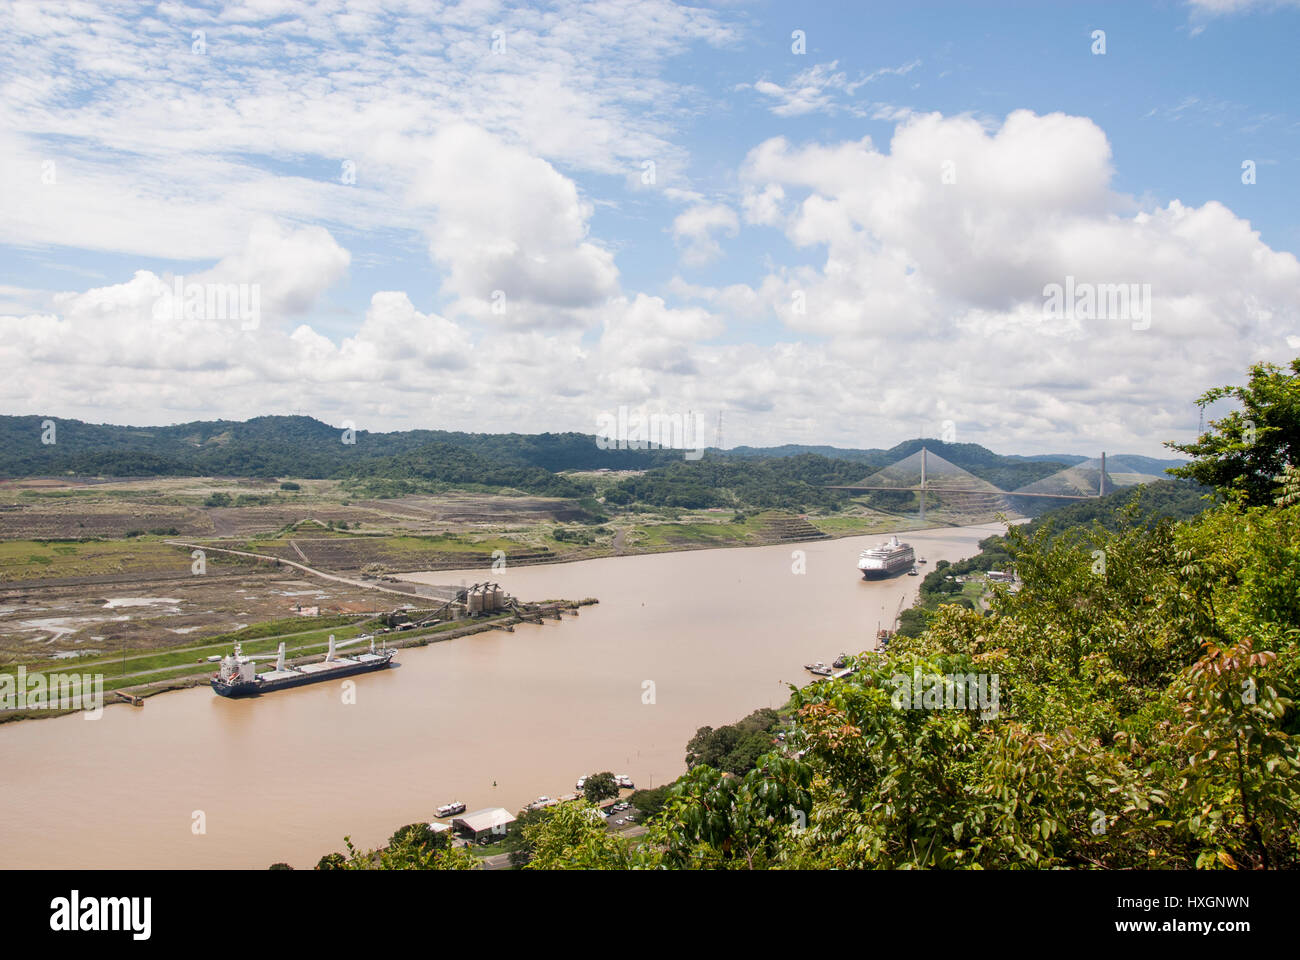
492;585;504;610
466;587;483;615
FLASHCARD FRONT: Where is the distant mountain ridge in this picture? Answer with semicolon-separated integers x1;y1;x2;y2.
0;415;1182;487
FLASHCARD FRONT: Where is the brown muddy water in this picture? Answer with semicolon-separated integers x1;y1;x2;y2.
0;522;1008;868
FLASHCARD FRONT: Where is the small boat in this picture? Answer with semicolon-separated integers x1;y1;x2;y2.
908;567;919;576
615;774;634;789
803;661;827;672
832;653;849;669
808;665;833;676
436;801;466;818
917;558;927;564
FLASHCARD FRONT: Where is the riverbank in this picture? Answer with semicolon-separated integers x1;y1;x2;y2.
0;521;1007;868
0;599;596;724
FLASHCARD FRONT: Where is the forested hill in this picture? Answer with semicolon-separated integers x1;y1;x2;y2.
0;414;684;479
0;413;1158;509
1023;477;1215;535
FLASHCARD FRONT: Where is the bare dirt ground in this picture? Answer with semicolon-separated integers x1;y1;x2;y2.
0;474;1013;671
0;565;405;664
0;478;595;667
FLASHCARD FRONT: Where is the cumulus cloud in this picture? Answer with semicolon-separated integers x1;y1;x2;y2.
672;109;1300;452
409;124;619;328
671;203;740;266
197;218;351;318
3;1;1297;471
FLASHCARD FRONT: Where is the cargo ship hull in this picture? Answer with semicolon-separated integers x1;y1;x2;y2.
211;652;395;698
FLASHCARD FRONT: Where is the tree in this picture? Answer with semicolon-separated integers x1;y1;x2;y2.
387;821;450;853
628;784;671;820
519;801;630;870
583;771;619;803
1167;357;1300;505
331;832;477;870
1172;638;1298;869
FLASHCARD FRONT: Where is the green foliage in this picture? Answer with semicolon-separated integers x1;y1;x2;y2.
628;784;672;820
517;801;630;870
387;821;451;853
204;492;231;507
651;460;1300;868
583;772;619;803
330;831;478;871
1167;356;1300;505
896;606;933;639
685;708;783;775
279;481;300;491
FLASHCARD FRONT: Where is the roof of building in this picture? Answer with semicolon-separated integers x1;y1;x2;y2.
453;807;516;832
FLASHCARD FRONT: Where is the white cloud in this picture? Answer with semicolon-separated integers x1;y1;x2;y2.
743;59;921;118
411;123;619;327
2;0;1297;465
198;218;351;317
671;203;740;267
1187;0;1300;12
0;0;736;259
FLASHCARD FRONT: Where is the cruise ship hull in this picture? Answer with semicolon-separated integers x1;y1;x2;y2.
211;653;395;698
859;563;912;580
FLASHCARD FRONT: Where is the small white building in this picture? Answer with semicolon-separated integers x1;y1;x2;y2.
452;807;516;842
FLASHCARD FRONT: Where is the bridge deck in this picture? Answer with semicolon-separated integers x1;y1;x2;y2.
826;485;1098;500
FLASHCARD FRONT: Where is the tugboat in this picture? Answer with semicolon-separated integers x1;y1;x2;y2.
832;653;850;669
211;636;395;698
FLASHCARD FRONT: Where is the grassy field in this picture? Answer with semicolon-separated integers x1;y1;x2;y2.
0;538;199;580
626;516;758;547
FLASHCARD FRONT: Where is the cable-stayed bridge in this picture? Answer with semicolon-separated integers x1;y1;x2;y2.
827;447;1115;520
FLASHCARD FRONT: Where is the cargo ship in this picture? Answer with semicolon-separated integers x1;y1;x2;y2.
211;635;396;698
857;535;915;579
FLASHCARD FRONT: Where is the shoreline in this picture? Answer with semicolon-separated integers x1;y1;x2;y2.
0;520;1006;869
0;516;1010;726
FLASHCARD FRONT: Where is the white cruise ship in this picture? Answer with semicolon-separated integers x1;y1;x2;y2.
857;535;915;579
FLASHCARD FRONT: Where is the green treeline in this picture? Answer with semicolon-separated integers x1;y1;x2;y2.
0;414;1089;513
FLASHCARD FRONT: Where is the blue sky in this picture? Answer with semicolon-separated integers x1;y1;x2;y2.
1;0;1297;456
